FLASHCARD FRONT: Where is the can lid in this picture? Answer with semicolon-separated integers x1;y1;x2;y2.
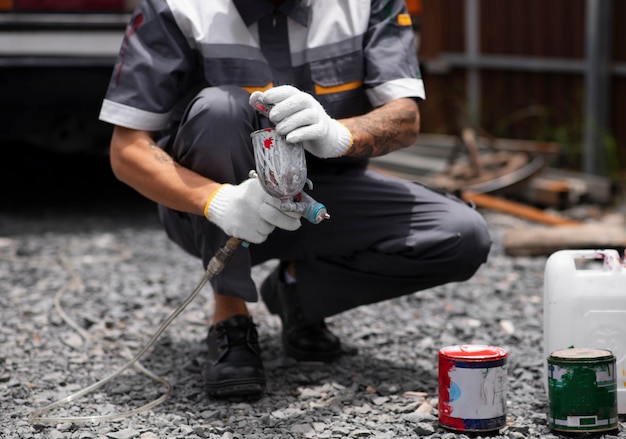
439;344;508;361
549;347;614;361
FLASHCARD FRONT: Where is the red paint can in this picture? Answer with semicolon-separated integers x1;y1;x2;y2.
438;344;509;433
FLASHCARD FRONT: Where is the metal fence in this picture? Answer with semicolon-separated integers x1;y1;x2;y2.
418;0;625;182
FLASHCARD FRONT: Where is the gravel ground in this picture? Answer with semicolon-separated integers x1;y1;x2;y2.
1;150;626;438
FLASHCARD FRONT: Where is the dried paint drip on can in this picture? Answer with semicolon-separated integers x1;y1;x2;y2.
438;345;508;433
547;347;618;434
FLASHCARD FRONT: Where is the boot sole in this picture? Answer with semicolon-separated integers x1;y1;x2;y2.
206;379;266;399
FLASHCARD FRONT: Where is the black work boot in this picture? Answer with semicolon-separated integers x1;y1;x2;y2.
205;314;266;399
260;264;342;362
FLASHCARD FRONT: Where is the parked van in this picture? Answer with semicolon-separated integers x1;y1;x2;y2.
0;1;137;153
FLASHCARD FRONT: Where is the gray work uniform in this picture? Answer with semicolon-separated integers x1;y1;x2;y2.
99;0;492;322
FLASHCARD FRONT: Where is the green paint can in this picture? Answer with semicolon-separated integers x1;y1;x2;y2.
547;347;618;434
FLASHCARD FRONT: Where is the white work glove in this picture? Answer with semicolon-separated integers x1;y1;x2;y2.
250;85;353;158
204;178;301;244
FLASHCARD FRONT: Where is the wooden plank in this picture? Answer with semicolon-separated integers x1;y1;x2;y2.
542;167;613;205
506;167;613;207
503;224;626;257
508;176;574;209
463;192;580;226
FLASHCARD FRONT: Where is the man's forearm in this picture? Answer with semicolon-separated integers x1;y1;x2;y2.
110;126;220;216
340;98;420;158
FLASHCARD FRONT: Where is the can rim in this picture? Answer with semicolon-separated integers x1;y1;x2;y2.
439;344;508;360
549;347;614;361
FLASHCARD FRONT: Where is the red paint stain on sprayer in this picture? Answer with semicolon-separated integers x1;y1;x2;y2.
263;136;274;149
438;345;508;433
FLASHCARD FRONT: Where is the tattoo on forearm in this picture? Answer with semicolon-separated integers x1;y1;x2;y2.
148;142;178;165
344;99;419;158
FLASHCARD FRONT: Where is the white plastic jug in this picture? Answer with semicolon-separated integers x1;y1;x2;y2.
543;249;626;413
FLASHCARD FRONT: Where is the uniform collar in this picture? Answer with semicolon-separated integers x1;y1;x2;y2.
234;0;310;27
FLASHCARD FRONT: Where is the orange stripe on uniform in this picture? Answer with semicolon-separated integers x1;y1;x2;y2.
397;13;412;26
241;83;274;94
314;80;363;95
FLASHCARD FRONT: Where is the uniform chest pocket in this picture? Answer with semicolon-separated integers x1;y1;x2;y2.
310;51;364;97
309;52;369;118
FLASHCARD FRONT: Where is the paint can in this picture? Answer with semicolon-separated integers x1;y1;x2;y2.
547;347;618;435
543;249;626;414
438;344;508;433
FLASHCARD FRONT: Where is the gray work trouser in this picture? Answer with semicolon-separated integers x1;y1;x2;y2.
158;86;492;323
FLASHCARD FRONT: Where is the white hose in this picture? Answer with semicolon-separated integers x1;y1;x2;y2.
28;239;219;425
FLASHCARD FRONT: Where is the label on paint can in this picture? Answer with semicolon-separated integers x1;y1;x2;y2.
438;345;508;433
548;347;618;434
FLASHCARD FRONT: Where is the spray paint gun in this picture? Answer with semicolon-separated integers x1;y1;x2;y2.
249;100;330;225
206;101;330;269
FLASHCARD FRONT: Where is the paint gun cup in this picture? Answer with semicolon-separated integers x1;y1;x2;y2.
250;127;307;200
249;128;330;224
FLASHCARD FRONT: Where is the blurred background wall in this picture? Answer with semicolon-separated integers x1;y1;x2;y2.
416;0;625;186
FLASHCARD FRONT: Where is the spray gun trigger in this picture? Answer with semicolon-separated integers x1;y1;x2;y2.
254;102;270;117
253;99;273;118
